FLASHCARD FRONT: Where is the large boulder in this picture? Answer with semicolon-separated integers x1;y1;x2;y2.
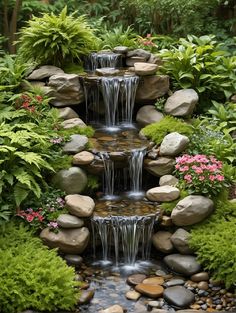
163;286;195;308
48;73;84;107
73;151;95;165
159;175;179;187
146;186;180;202
52;167;88;194
164;254;201;276
63;134;88;154
152;231;174;253
65;194;95;217
127;49;151;60
164;89;199;117
136;105;164;126
58;107;79;120
27;65;64;80
144;157;175;177
134;62;158;76
61;118;86;129
159;132;189;157
171;195;214;226
40;227;90;254
170;228;193;254
136;75;169;103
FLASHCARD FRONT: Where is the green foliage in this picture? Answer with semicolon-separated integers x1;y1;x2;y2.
17;7;98;66
142;116;194;145
161;190;188;214
0;223;78;312
84;175;100;196
59;125;95;139
208;101;236;130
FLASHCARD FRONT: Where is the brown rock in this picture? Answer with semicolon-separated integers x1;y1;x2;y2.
65;194;95;217
127;274;147;286
143;277;164;285
99;304;124;313
197;281;209;290
78;290;94;304
190;272;209;282
73;151;95;165
152;231;174;253
126;290;141;300
135;283;164;298
160;216;173;227
144;157;175;177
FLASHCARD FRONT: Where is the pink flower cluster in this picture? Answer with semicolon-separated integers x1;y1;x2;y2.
50;137;63;144
175;154;225;196
17;208;44;223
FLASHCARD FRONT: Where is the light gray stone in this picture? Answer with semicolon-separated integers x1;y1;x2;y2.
73;151;95;165
136;105;164;126
52;167;88;194
159;175;179;187
99;305;124;313
96;68;121;76
61;117;86;129
40;227;90;254
58;107;79;120
113;46;128;54
152;231;174;253
136;75;169;102
27;65;64;80
127;48;151;60
144;157;175;176
164;286;195;308
171;195;214;226
64;254;83;266
57;214;84;228
65;194;95;217
126;290;141;300
134;62;158;76
164;89;199;117
164;254;201;276
126;56;147;66
171;228;193;254
63;134;88;154
146;186;180;202
160;132;190;156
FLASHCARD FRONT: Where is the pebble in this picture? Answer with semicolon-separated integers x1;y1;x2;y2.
98;304;124;313
125;290;141;301
165;279;185;287
127;274;146;286
191;272;209;282
147;300;162;309
155;270;168;277
197;281;209;290
135;283;164;298
77;290;95;304
142;277;164;285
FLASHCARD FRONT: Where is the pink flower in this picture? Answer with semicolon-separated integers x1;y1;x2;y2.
209;175;216;181
26;215;34;222
147;34;151;38
199;176;205;181
184;174;192;182
215;174;224;181
195;168;203;174
179;166;189;172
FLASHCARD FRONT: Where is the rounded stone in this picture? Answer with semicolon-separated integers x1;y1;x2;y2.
159;132;190;157
134;62;158;76
164;254;201;276
63;134;88;154
78;290;95;304
197;281;209;290
170;228;193;255
58;107;79;120
99;305;124;313
146;186;180;202
64;254;83;266
159;175;179;187
125;290;141;300
136;105;164;126
27;65;64;80
144;157;175;177
165;279;185;287
191;272;209;282
73;151;95;165
65;194;95;217
57;213;84;228
61;117;86;129
152;231;174;253
127;274;147;286
135;283;164;298
142;277;165;285
163;286;195;308
113;46;129;54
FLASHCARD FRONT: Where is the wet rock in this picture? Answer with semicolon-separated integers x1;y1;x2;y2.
171;195;214;226
160;215;173;227
109;151;127;162
127;49;151;60
127;274;147;285
152;231;174;253
126;56;147;66
146;186;180;202
136;75;169;102
113;46;128;54
99;304;124;313
126;290;141;300
40;227;90;254
58;107;79;120
48;73;84;107
164;89;199;117
144;157;175;177
134;62;158;76
73;151;95;165
61;117;86;129
78;289;95;304
164;286;195;308
52;167;88;194
65;194;95;217
197;281;209;290
64;254;83;266
143;277;165;285
135;283;164;298
57;213;84;228
164;254;201;276
159;132;189;157
27;65;64;80
136;105;164;126
165;279;185;287
191;272;209;282
155;270;168;277
159;175;179;187
63;134;88;154
170;228;193;254
96;68;122;76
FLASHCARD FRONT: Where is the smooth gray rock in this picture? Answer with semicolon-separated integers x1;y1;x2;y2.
65;194;95;217
171;228;193;254
126;56;146;66
27;65;64;80
152;231;174;253
136;75;169;102
113;46;128;54
164;279;185;287
164;89;199;117
136;105;164;126
146;186;180;202
64;254;83;266
144;157;175;177
61;117;86;129
52;167;88;194
171;195;214;226
58;107;79;120
134;62;158;76
63;134;88;154
164;286;195;308
73;151;95;165
96;68;121;76
127;48;151;60
159;175;179;187
164;254;201;276
160;132;190;156
57;214;84;228
40;227;90;254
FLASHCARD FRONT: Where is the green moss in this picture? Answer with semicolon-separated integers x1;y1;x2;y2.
59;125;95;138
161;189;188;215
0;223;79;313
142;116;194;145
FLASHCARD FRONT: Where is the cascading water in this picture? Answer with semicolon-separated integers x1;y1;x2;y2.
85;52;122;71
99;152;115;198
129;148;146;195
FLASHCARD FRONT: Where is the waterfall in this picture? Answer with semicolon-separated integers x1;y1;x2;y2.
99;152;115;198
121;76;139;125
92;214;156;266
129;148;146;194
85;52;122;71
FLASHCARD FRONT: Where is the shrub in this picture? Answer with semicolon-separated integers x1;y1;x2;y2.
17;7;98;66
0;223;79;313
142;116;193;145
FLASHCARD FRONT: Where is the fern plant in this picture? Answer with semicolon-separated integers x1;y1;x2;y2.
17;7;98;66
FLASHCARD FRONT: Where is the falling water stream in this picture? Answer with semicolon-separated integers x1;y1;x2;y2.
85;52;122;71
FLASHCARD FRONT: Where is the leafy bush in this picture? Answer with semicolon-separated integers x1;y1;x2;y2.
142;116;194;145
17;7;98;66
0;223;79;312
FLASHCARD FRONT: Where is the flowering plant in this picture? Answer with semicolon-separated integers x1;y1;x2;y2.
17;208;44;229
175;154;227;196
47;221;59;233
137;34;158;52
